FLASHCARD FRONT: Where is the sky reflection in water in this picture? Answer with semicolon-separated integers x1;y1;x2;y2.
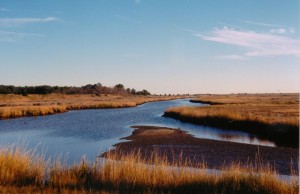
0;99;275;164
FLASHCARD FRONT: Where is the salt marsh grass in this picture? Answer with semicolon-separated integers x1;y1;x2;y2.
0;145;298;193
170;93;299;127
164;93;299;148
0;94;186;119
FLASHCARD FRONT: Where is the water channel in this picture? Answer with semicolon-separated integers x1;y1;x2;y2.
0;99;275;164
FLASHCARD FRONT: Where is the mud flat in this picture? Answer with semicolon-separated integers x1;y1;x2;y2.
105;125;299;175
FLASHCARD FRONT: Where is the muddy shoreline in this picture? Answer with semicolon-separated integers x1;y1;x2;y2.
163;111;299;148
104;125;299;175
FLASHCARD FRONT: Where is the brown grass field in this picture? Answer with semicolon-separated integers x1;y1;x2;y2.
164;93;299;148
0;94;188;119
0;145;298;194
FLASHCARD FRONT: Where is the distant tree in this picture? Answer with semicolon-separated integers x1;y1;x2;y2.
34;85;54;94
82;84;94;90
130;89;136;95
0;83;151;96
143;90;150;95
0;85;11;94
114;84;125;90
136;90;150;96
21;90;28;96
96;83;102;87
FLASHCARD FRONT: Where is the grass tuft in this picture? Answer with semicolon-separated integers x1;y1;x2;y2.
0;145;45;187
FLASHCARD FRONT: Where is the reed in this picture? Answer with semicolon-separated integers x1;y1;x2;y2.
0;145;46;187
0;145;298;193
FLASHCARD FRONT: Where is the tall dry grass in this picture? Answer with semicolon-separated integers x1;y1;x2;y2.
0;145;45;187
184;93;299;126
165;104;299;127
164;93;299;148
0;94;187;119
0;145;298;193
0;105;67;119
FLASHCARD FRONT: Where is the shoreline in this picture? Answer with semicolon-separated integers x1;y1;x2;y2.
163;111;299;148
103;125;299;175
0;94;190;120
163;94;299;149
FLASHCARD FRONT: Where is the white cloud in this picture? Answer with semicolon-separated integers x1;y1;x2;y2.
134;0;141;3
0;30;43;43
270;28;286;34
195;26;300;58
243;21;296;34
218;55;247;60
270;28;295;34
0;17;58;27
289;28;295;34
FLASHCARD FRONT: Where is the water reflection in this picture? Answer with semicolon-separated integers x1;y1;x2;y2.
218;133;275;147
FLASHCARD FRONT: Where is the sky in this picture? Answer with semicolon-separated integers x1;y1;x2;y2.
0;0;299;94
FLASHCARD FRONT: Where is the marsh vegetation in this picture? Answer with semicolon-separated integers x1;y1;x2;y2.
0;94;187;119
0;145;298;194
164;94;299;148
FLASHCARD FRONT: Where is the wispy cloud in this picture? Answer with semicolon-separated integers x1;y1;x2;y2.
243;20;295;34
114;14;141;24
217;22;243;30
218;55;247;60
270;28;287;34
0;17;58;27
243;20;286;28
173;24;200;34
195;26;299;59
134;0;141;4
0;30;43;43
0;8;10;11
270;28;295;34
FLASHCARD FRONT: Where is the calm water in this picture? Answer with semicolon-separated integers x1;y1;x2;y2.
0;99;275;164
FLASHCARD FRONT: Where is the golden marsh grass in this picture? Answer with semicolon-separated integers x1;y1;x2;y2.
169;93;299;127
0;94;187;119
0;145;298;193
164;93;299;148
165;103;298;127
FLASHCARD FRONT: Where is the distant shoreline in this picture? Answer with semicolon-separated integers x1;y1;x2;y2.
103;125;299;176
0;94;190;120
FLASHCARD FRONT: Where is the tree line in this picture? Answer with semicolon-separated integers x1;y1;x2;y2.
0;83;151;96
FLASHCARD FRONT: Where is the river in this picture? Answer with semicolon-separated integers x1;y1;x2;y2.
0;99;275;164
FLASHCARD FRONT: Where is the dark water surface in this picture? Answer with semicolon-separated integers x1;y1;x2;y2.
0;99;275;164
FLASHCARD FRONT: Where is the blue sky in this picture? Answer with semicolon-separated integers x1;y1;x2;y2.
0;0;299;94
